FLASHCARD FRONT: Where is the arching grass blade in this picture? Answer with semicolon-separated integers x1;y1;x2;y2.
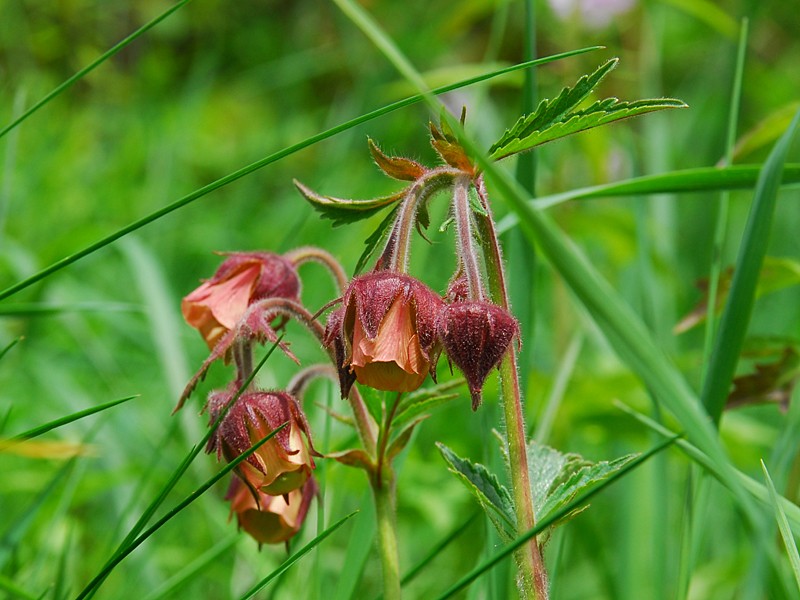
0;46;600;302
238;511;358;600
702;108;800;424
11;395;137;440
0;0;195;141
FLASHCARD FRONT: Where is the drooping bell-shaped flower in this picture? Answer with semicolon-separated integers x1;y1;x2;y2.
226;475;317;546
437;301;519;410
325;272;444;396
182;252;301;350
206;388;317;496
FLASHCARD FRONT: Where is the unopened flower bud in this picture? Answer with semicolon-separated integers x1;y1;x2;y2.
207;389;316;496
326;272;444;396
182;252;301;350
437;301;519;410
226;475;317;546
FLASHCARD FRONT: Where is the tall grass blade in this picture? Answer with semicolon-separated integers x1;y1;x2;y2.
0;47;599;302
762;460;800;589
0;337;21;361
0;458;76;570
237;511;358;600
0;574;37;600
614;401;800;532
0;303;142;316
701;108;800;424
79;341;280;599
334;492;374;600
434;436;677;599
141;535;238;600
12;396;136;440
494;164;800;221
75;422;289;599
400;513;479;587
0;0;194;141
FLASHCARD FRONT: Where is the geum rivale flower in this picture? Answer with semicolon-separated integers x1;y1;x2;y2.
207;388;318;496
325;272;444;396
182;252;300;350
226;475;317;546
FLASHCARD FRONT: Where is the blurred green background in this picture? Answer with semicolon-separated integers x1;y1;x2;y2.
1;0;799;598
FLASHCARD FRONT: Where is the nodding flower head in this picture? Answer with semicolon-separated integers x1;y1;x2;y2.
207;388;317;496
437;301;519;410
226;475;317;546
182;252;301;349
325;272;444;396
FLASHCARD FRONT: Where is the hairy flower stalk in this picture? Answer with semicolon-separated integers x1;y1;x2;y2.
474;176;549;599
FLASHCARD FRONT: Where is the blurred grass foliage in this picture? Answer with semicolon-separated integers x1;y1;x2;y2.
1;0;799;599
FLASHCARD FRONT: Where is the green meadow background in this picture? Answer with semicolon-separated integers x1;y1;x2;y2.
1;1;799;598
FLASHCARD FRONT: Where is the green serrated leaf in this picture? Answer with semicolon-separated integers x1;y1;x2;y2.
490;97;687;161
489;58;619;155
526;439;638;525
437;442;516;541
294;179;404;227
354;204;401;275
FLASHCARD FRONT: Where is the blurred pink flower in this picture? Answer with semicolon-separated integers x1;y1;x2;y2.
548;0;636;28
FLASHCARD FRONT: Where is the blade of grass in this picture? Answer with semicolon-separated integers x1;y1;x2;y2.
0;574;38;600
12;396;137;440
702;108;800;424
762;460;800;589
334;492;375;600
238;511;359;600
400;512;479;588
434;436;678;599
494;164;800;225
80;340;280;600
75;422;289;599
531;332;583;443
0;47;599;302
141;535;239;600
0;0;194;141
0;337;22;361
0;458;76;570
0;303;142;316
614;401;800;531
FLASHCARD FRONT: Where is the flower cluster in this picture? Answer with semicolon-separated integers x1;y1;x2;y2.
180;251;321;547
325;270;518;410
178;125;526;548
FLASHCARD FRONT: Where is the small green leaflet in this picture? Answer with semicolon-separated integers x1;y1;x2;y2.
489;58;687;161
527;440;638;525
294;179;403;227
437;442;517;541
438;437;637;542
